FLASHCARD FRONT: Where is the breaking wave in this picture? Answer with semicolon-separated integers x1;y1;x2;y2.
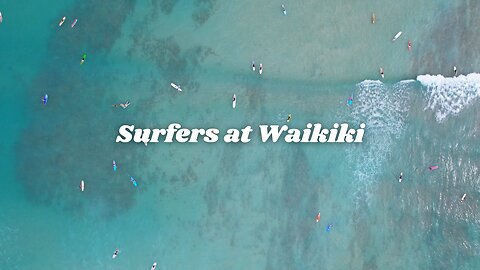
417;73;480;122
346;80;412;203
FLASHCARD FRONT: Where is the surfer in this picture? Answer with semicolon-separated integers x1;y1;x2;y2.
120;101;130;109
399;172;403;183
380;68;384;78
454;66;457;77
316;212;321;223
130;176;138;187
461;193;466;201
252;61;256;71
0;11;3;23
151;262;157;270
42;94;48;105
59;16;66;27
80;53;87;64
112;249;119;259
371;13;376;24
259;63;263;75
71;18;78;28
347;95;353;106
282;4;287;15
408;40;412;50
287;114;292;123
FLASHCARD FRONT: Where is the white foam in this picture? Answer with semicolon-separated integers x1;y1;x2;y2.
344;80;413;204
417;73;480;122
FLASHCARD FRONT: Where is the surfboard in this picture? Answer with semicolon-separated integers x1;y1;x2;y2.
71;19;77;28
43;94;48;105
170;83;182;92
392;31;402;41
79;180;85;192
151;262;157;270
113;160;117;172
259;64;263;75
130;176;138;187
59;16;66;26
112;249;119;259
380;68;384;78
252;61;255;71
232;94;236;108
316;212;321;223
282;5;287;15
371;13;376;24
0;12;3;23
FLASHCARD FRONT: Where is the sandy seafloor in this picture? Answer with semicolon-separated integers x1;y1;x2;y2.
1;0;480;269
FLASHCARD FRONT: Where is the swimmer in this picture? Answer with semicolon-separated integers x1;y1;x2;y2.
59;16;66;27
454;66;457;77
112;249;119;259
461;193;466;201
287;114;292;123
380;67;385;78
252;61;256;71
80;53;87;64
259;63;263;75
399;172;403;183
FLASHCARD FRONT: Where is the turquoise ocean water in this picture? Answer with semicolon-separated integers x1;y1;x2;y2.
1;0;480;269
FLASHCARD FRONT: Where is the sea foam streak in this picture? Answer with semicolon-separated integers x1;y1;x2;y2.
417;73;480;122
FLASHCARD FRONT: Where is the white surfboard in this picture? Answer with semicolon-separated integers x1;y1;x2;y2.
259;63;263;75
232;94;236;108
392;31;402;41
380;68;384;78
252;61;255;71
59;16;66;27
112;249;119;259
170;83;182;92
151;262;157;270
79;180;85;192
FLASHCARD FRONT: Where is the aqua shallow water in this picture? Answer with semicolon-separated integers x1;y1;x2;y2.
1;0;480;269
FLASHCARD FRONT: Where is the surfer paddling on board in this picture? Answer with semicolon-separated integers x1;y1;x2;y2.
112;249;119;259
59;16;66;26
399;172;403;183
287;114;292;123
252;61;256;71
316;212;321;223
461;193;467;202
454;66;457;77
259;63;263;75
282;4;287;15
408;40;412;50
380;68;385;78
113;101;130;109
0;11;3;23
80;53;87;64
